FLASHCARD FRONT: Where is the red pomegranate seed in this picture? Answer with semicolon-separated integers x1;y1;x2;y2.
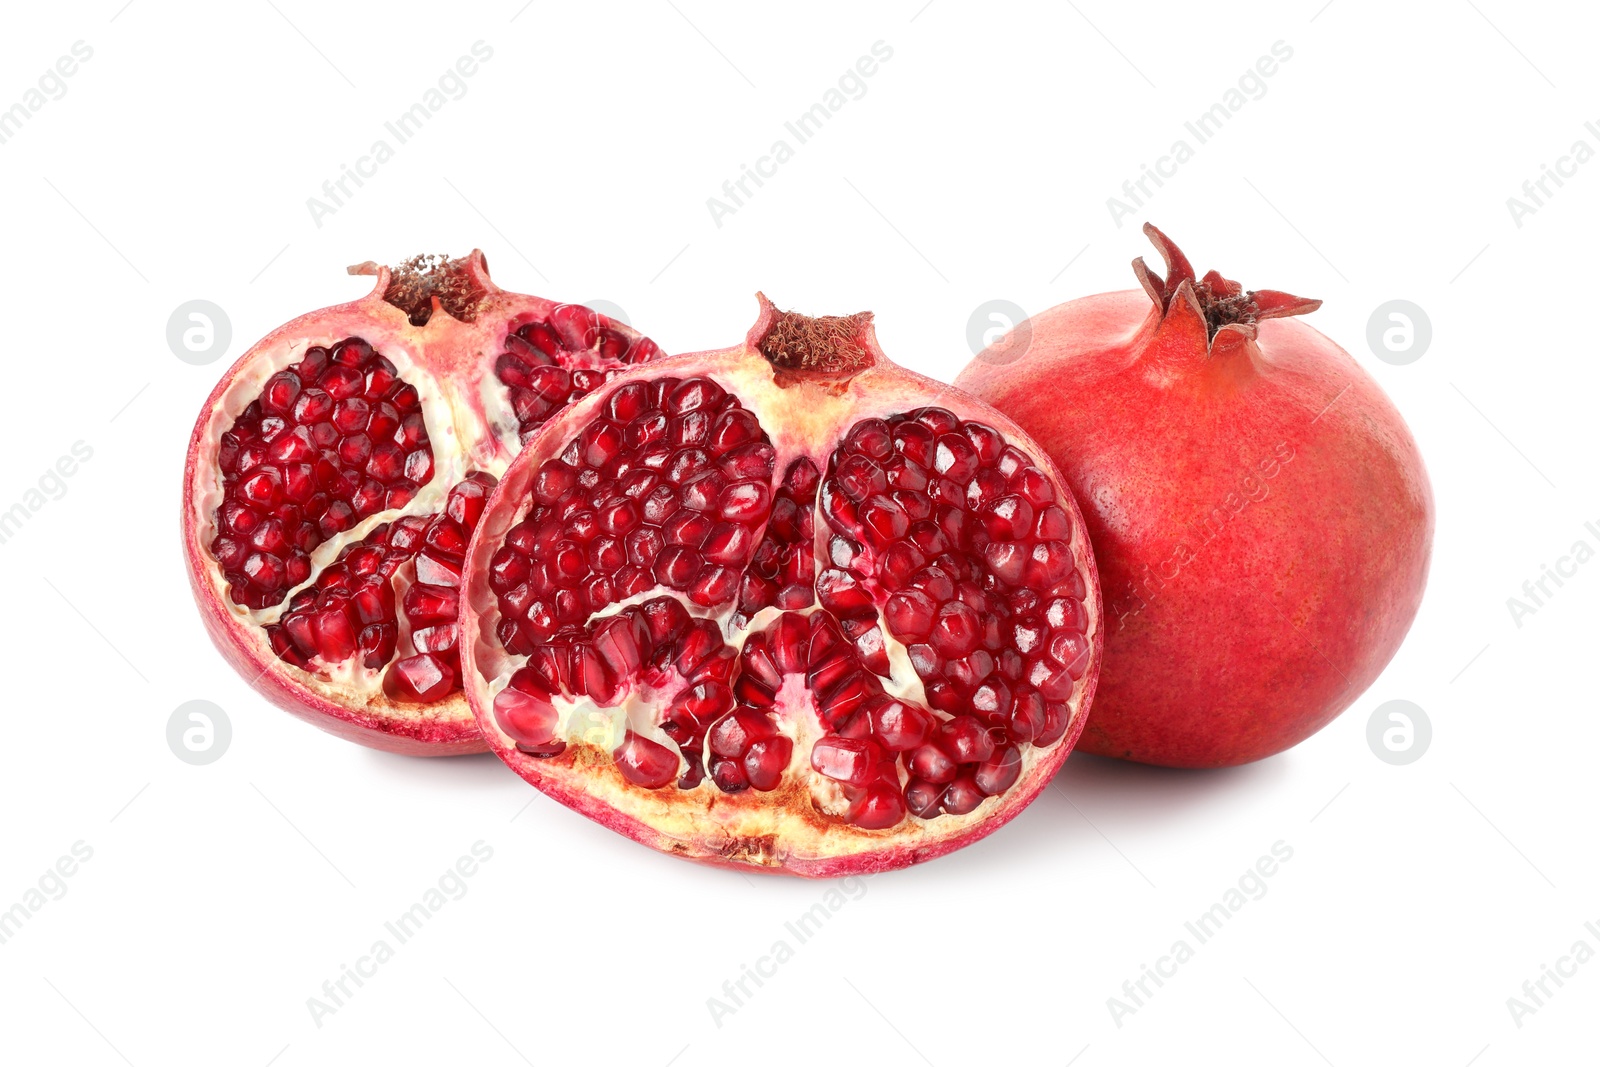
908;743;958;784
904;779;943;819
494;685;558;747
937;715;995;764
810;736;880;789
849;782;907;829
387;653;454;701
941;773;985;816
709;709;777;758
404;584;458;624
884;589;936;640
974;745;1023;796
613;732;679;789
743;736;793;791
870;699;931;751
711;757;749;793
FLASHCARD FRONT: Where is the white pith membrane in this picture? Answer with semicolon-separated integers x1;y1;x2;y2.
186;257;660;735
464;316;1101;869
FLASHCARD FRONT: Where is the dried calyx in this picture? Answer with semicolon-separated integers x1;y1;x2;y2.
1132;222;1320;343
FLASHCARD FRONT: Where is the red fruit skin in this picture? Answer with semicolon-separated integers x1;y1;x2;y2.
958;273;1432;768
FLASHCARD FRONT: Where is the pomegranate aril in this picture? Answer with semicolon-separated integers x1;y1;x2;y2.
654;545;702;587
387;653;454;701
941;774;985;816
516;321;562;358
905;779;943;819
712;757;750;793
848;782;907;830
311;603;359;661
331;338;374;367
494;684;558;746
293;388;333;424
613;733;679;789
810;736;880;789
885;590;936;640
412;625;456;654
974;745;1022;795
971;679;1013;725
870;700;931;751
352;579;393;625
404;584;458;624
709;709;777;758
845;417;893;460
908;743;958;785
358;622;396;668
835;454;887;501
1037;701;1072;747
938;715;996;764
930;601;981;657
242;551;284;589
743;736;792;791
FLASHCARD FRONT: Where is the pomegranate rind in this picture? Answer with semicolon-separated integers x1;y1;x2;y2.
182;252;654;755
957;272;1433;768
461;302;1103;874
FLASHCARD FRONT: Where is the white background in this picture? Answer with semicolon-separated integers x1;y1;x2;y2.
1;1;1595;1064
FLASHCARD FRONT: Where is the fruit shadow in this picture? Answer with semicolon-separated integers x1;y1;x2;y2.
934;751;1296;880
1043;750;1291;824
355;742;1294;883
358;746;520;797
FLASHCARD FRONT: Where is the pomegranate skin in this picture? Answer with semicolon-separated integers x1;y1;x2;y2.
957;227;1433;767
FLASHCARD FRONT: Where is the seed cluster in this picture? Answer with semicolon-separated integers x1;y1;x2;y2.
212;338;432;610
494;307;661;442
488;389;1093;827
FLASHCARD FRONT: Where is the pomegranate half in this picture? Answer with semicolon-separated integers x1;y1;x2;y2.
182;253;661;754
461;297;1102;874
957;225;1433;767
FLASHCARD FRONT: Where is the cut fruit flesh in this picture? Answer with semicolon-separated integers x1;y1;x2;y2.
184;252;661;754
463;297;1101;872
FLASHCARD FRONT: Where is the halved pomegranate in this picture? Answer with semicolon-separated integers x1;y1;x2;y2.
182;253;661;754
461;297;1102;874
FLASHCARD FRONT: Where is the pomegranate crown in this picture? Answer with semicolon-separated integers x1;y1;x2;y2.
348;252;493;326
750;293;878;385
1132;223;1320;344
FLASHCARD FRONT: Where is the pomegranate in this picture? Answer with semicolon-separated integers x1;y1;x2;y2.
460;296;1102;875
957;224;1433;768
182;253;661;754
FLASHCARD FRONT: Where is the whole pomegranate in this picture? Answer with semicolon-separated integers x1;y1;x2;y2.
182;252;661;754
460;296;1102;874
957;225;1432;768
